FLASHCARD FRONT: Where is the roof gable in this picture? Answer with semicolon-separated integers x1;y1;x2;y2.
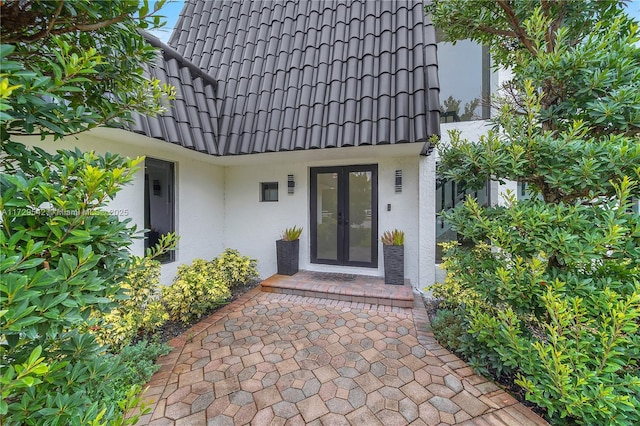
129;33;220;155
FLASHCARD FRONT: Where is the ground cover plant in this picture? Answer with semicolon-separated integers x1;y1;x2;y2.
428;1;640;424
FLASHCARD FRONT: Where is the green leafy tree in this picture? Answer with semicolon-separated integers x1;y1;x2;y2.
0;0;173;138
0;1;175;424
428;1;640;424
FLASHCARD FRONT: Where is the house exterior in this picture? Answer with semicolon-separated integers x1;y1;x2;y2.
25;0;446;291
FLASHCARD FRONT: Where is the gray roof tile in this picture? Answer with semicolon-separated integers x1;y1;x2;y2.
127;32;220;155
129;0;440;157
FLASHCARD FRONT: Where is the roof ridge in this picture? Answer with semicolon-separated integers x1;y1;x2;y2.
141;30;217;89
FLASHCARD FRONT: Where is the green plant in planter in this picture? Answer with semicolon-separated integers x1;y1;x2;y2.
381;229;405;285
277;226;302;275
282;226;303;241
381;229;405;245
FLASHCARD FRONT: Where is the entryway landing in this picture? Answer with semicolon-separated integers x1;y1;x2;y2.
260;270;414;308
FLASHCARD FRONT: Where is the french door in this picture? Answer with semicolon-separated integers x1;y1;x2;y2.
310;165;378;268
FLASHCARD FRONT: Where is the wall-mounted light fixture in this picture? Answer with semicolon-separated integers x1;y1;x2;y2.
395;170;402;193
288;174;295;194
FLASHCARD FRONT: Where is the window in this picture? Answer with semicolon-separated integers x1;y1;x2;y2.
260;182;278;202
437;37;491;122
145;158;175;262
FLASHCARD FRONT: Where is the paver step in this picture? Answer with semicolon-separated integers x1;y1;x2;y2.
260;271;414;308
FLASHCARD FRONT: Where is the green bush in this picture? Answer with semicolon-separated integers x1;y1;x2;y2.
93;243;175;351
105;340;171;408
0;143;146;425
431;309;467;351
1;1;172;424
430;303;512;378
163;259;231;323
211;248;259;288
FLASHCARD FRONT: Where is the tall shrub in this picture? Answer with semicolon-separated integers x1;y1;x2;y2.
428;1;640;424
0;145;143;424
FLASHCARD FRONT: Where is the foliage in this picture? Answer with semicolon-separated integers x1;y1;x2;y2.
381;229;405;246
429;1;640;424
431;309;465;351
93;234;178;351
430;307;506;378
0;142;144;424
101;384;152;426
163;259;231;324
0;0;173;141
105;340;171;409
211;248;259;288
281;226;303;241
0;1;173;424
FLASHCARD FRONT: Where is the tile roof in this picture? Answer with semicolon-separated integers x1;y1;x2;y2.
128;33;220;155
131;0;440;156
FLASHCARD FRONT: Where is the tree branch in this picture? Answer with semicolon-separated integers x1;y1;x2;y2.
477;25;520;39
45;1;65;39
73;13;131;32
541;0;554;53
496;0;538;56
19;12;131;43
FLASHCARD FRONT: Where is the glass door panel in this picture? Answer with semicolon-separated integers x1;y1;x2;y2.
315;172;338;261
348;171;372;263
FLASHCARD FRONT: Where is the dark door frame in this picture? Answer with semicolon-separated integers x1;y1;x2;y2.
310;164;378;268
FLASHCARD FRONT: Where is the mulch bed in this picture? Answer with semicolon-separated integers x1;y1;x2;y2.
422;296;548;420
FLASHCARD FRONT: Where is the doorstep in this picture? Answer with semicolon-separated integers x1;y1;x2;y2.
260;270;414;308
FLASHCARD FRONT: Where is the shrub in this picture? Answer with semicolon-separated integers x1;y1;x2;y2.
104;340;171;408
0;144;146;424
431;309;467;351
211;248;259;288
163;259;231;323
434;190;640;424
1;1;172;423
94;254;171;351
430;304;511;378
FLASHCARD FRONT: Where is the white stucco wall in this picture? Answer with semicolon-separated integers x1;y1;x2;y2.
20;128;225;284
418;154;437;291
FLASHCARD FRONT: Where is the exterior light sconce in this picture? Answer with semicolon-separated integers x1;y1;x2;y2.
288;174;295;194
395;170;402;193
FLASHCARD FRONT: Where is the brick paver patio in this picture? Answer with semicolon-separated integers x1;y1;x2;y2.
137;283;547;425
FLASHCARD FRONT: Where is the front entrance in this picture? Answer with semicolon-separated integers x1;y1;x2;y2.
310;165;378;268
